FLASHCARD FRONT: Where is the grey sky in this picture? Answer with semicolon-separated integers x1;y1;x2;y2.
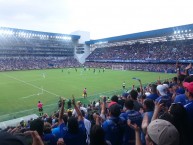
0;0;192;39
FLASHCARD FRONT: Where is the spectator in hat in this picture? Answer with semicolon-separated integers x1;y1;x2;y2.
155;85;171;108
183;75;193;144
128;119;179;145
146;119;179;145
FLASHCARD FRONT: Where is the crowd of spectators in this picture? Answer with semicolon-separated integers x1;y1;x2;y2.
0;63;193;145
0;33;78;71
85;39;193;74
87;40;193;61
0;57;81;71
84;62;193;74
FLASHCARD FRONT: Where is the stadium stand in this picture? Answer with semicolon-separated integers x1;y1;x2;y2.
85;24;193;74
0;27;81;71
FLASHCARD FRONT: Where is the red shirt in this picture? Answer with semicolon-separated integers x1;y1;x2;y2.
37;102;43;108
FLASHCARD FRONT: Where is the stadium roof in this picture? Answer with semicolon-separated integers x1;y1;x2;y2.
0;27;80;40
85;23;193;45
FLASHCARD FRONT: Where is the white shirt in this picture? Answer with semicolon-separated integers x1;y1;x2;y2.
72;106;87;117
83;117;91;144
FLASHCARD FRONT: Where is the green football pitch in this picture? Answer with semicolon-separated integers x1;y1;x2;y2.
0;68;175;121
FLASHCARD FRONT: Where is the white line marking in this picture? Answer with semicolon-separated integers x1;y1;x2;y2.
21;91;44;99
3;74;59;97
22;94;37;99
25;78;44;83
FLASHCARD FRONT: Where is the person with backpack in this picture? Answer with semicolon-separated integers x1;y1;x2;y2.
102;104;125;145
120;99;142;145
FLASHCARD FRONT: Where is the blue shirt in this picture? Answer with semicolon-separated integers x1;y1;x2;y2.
102;116;125;145
141;111;153;144
52;126;60;140
43;133;57;145
174;94;187;105
120;110;142;145
59;121;87;145
184;100;193;129
147;93;159;101
155;95;171;108
184;100;193;144
176;87;185;94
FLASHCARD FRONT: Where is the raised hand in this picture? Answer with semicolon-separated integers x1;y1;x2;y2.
72;95;75;105
185;63;192;70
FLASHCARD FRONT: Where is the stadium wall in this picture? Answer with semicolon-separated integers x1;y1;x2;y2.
71;31;91;63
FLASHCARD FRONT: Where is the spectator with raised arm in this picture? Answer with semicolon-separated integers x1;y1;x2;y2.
120;99;142;145
58;96;87;145
102;103;125;145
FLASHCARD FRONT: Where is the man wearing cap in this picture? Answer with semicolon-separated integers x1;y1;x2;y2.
155;85;171;108
183;76;193;144
146;119;179;145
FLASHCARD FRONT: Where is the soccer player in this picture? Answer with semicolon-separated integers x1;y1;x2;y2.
122;81;126;89
37;101;43;116
42;73;45;78
103;68;105;72
83;88;87;98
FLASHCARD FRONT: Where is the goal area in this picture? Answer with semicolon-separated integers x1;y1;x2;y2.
112;65;124;70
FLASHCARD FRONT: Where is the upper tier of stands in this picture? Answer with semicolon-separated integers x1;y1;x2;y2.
0;27;81;71
86;40;193;61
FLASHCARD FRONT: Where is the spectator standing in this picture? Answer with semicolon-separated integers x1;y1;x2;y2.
183;76;193;144
120;99;142;145
102;104;125;145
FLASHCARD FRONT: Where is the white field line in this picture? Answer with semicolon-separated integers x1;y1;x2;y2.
0;78;43;86
25;78;44;83
22;91;44;99
3;74;59;97
22;94;37;99
0;103;57;118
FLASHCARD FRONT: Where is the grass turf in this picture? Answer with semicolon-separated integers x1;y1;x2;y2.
0;68;175;121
